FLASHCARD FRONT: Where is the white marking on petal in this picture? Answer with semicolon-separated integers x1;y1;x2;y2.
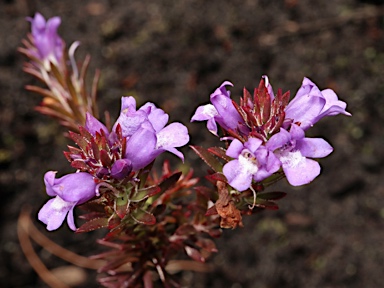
279;150;305;168
238;151;259;175
51;196;74;211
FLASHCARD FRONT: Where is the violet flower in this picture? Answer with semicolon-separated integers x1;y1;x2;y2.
284;77;351;130
27;13;64;65
111;159;132;180
223;138;280;191
191;81;244;136
125;120;189;170
113;97;190;170
266;124;333;186
38;171;96;231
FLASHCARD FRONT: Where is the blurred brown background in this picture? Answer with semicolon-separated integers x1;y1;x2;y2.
1;0;383;287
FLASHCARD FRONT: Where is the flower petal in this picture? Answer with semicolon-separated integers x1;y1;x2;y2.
226;139;245;158
51;172;96;203
281;152;321;186
38;196;74;231
285;77;326;130
266;128;291;151
296;138;333;158
317;89;352;119
140;102;169;132
44;171;58;196
125;122;157;170
223;160;253;192
85;113;109;136
156;122;189;149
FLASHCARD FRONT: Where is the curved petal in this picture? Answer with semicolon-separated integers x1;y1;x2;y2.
223;160;253;192
120;96;137;111
296;138;333;158
44;171;58;196
38;197;73;231
66;205;77;231
266;128;290;151
226;139;244;158
211;93;242;132
113;109;149;138
53;172;96;203
289;124;305;140
244;137;263;153
316;89;352;119
285;77;326;130
156;122;189;149
283;157;321;186
163;147;184;161
191;104;218;121
140;102;169;132
125;123;157;170
85;113;109;136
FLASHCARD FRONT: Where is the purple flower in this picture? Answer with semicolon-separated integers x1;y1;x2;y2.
125;121;189;170
112;97;189;170
191;81;244;136
266;124;333;186
38;171;96;231
85;113;109;136
284;77;351;130
223;138;280;191
111;159;132;180
27;13;64;64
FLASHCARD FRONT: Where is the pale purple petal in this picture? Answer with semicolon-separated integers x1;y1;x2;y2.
163;147;185;161
223;160;253;192
111;159;132;180
66;206;77;231
226;139;245;158
317;89;352;119
49;172;96;203
38;197;74;231
266;128;291;151
140;102;169;132
285;77;326;130
211;92;242;132
191;104;218;121
85;113;109;136
289;124;305;140
44;171;57;196
125;122;157;170
244;137;263;152
282;156;321;186
114;109;149;138
121;96;136;110
296;138;333;158
28;13;63;63
156;122;189;149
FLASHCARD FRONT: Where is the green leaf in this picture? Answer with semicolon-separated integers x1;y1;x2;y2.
190;145;223;172
131;208;156;225
130;186;161;202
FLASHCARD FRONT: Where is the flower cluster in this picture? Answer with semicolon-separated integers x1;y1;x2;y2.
38;97;189;231
192;77;350;191
22;12;352;288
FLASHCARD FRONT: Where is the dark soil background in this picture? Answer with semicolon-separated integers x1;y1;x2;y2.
1;0;384;287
